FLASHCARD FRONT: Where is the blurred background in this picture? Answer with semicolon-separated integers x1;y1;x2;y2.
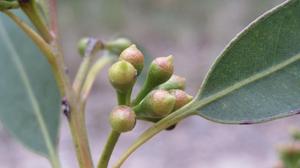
1;0;300;167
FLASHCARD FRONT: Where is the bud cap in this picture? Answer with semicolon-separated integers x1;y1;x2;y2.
110;106;136;133
108;60;137;92
146;90;176;117
148;55;174;85
169;89;193;110
120;44;144;75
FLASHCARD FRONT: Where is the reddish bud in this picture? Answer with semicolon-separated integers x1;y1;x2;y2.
133;55;174;105
110;106;136;133
135;90;176;117
169;90;193;111
120;45;144;75
148;55;174;84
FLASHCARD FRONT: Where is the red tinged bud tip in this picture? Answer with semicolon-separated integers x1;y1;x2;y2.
135;90;176;117
169;89;193;111
109;106;136;133
120;44;144;75
133;55;174;105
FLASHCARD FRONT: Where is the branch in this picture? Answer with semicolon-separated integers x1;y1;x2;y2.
48;0;58;37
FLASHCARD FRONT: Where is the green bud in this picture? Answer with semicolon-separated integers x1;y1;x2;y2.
110;106;136;133
77;37;103;57
148;55;174;85
108;60;137;92
164;90;192;131
169;89;193;111
133;55;174;105
120;45;144;75
135;90;176;118
158;75;186;90
77;37;89;57
105;38;132;55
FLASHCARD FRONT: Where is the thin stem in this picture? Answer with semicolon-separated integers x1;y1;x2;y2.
81;56;115;102
68;104;94;168
116;87;132;106
73;55;94;94
98;130;121;168
126;88;132;106
97;71;132;168
18;0;53;43
47;0;65;60
117;91;127;105
132;80;152;106
48;0;58;36
73;38;105;94
116;89;132;106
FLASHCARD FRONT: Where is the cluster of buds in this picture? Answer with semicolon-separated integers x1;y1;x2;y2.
108;44;193;132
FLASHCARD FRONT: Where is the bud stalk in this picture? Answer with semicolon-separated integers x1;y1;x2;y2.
133;55;174;105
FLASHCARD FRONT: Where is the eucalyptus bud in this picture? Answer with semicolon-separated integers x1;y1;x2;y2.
120;45;144;75
133;55;174;105
164;90;192;131
108;60;137;92
77;37;89;57
169;89;193;111
158;75;186;90
134;90;176;118
148;55;174;84
77;37;103;57
105;38;132;55
110;106;136;133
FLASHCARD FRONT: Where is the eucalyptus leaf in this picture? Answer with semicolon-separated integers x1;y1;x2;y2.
194;0;300;124
0;11;60;165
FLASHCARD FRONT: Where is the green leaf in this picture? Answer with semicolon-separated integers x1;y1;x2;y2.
194;0;300;124
0;12;60;165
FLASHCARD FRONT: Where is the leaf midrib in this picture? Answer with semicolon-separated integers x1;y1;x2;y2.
191;52;300;118
0;18;59;166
